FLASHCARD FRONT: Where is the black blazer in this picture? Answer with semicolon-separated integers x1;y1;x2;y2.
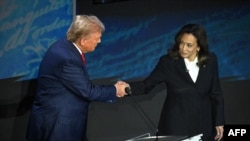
129;52;224;138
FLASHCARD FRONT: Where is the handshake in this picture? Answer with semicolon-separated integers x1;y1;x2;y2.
114;80;130;98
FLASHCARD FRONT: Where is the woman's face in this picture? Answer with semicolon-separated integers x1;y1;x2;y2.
178;33;200;61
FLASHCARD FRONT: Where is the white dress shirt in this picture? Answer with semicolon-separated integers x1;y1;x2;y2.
184;57;199;83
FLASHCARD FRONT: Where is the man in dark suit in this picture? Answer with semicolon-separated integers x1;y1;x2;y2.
125;24;224;141
26;15;128;141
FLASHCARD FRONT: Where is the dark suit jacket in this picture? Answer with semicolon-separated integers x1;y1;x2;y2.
26;37;116;141
129;53;224;138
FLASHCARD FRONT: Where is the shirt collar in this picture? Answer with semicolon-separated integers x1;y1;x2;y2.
184;56;198;64
72;42;82;55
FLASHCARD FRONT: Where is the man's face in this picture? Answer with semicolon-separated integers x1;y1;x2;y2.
80;32;102;53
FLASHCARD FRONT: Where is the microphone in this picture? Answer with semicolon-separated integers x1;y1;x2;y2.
125;86;159;139
125;87;132;95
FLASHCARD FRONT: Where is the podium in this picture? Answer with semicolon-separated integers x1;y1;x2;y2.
126;133;203;141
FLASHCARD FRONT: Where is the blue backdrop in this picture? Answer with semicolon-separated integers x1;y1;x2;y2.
0;0;73;80
85;3;250;81
0;1;249;82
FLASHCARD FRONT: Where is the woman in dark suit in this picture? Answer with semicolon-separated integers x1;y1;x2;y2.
128;24;224;141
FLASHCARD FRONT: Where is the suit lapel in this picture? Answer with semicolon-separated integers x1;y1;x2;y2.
176;58;194;84
195;64;206;85
175;57;208;86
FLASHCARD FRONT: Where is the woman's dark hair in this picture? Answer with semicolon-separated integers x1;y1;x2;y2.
168;24;209;67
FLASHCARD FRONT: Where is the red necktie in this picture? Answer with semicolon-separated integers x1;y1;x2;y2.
81;53;86;65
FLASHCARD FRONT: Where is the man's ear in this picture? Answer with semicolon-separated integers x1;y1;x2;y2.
80;38;86;46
